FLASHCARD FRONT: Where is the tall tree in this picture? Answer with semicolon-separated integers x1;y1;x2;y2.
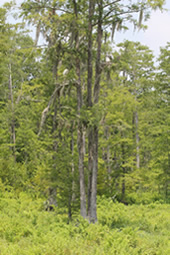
153;43;170;198
0;4;43;188
86;0;165;221
19;0;166;221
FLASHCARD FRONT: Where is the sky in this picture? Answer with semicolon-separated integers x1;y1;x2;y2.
1;0;170;57
115;2;170;57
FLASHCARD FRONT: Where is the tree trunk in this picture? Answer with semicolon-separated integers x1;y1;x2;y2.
89;125;98;222
87;0;94;108
133;109;140;169
133;82;140;169
121;140;126;200
8;63;16;159
134;111;140;169
73;0;87;218
87;127;93;217
77;72;87;218
87;0;95;221
105;127;111;179
76;55;86;218
78;122;87;218
70;123;76;203
47;55;61;212
88;0;103;223
45;187;57;211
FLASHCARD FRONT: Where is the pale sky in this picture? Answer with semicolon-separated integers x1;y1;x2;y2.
115;2;170;57
1;0;170;57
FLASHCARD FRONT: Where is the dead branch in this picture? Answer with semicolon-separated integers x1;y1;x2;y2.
38;83;68;136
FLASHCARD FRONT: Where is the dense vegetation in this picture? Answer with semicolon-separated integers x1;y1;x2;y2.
0;0;169;233
0;192;169;254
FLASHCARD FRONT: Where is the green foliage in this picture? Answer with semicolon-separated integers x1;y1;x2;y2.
0;194;169;254
0;1;169;224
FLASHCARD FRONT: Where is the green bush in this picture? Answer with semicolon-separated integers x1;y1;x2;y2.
0;193;169;254
126;191;163;205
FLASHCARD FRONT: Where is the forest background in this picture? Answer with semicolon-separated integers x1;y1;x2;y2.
0;0;169;225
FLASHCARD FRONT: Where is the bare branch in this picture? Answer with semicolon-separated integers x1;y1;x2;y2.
38;83;68;136
21;5;72;14
103;0;121;9
93;8;141;27
34;21;41;46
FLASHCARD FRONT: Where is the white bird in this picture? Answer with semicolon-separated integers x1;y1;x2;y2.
106;55;113;62
63;69;69;76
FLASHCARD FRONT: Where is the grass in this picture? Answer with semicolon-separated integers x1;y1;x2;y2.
0;192;169;254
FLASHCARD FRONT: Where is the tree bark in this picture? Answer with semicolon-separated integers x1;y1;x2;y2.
134;111;140;169
105;127;111;181
73;0;87;219
87;0;94;108
88;0;103;223
78;122;87;218
121;139;126;200
8;63;16;159
77;60;86;218
89;125;98;222
87;0;95;221
87;127;93;217
70;123;76;202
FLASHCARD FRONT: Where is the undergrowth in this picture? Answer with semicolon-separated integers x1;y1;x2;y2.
0;192;169;255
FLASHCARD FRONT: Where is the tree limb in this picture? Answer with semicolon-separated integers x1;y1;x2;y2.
38;83;68;136
103;0;121;9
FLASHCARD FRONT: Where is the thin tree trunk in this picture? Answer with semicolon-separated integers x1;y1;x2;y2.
87;127;93;217
76;57;86;218
34;21;41;46
46;57;60;211
133;109;140;169
87;0;95;220
67;123;77;221
105;127;111;178
68;186;72;222
93;1;102;105
73;0;87;218
77;63;87;218
87;0;94;108
78;122;87;218
121;140;126;200
89;125;98;222
8;63;16;159
87;0;103;223
134;111;140;169
71;125;76;203
133;82;140;169
89;0;103;223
